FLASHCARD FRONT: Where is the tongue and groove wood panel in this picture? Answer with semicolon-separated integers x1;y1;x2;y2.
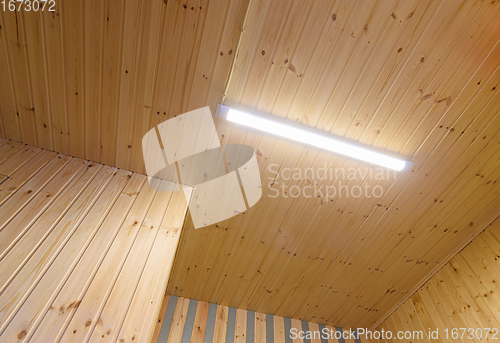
0;141;191;343
1;0;500;332
0;0;246;171
167;0;500;330
371;217;500;343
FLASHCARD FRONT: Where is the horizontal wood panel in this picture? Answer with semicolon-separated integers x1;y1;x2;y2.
0;141;191;343
372;217;500;343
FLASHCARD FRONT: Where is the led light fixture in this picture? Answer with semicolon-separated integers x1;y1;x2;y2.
216;105;412;172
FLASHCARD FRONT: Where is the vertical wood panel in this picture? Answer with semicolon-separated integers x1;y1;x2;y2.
0;10;36;145
41;2;68;152
84;0;104;161
99;0;124;166
128;0;164;173
114;0;144;169
62;0;85;158
0;15;19;141
235;308;248;343
23;10;52;150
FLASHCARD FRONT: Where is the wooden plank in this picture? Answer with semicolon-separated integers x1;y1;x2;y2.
325;326;339;343
239;0;293;109
0;9;37;146
0;149;56;205
167;0;207;117
28;173;146;342
135;190;191;343
309;322;321;343
0;160;97;261
255;312;266;343
235;308;248;343
273;315;285;343
0;156;83;233
41;1;68;153
151;294;171;343
128;0;164;173
188;301;210;343
0;169;130;342
0;12;20;142
0;145;40;181
186;0;233;112
58;175;158;342
88;183;174;342
23;10;52;150
0;166;113;331
84;0;104;162
0;140;26;164
62;0;85;158
99;0;125;166
204;0;249;113
213;305;229;343
149;0;183;128
167;297;191;343
114;0;145;169
291;319;303;343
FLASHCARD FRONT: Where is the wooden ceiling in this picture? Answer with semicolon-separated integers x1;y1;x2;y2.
1;0;500;330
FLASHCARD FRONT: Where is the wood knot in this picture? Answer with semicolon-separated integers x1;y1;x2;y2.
18;330;27;339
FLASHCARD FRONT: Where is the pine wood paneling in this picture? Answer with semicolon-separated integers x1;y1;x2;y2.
1;0;499;331
167;0;500;329
0;0;245;171
0;142;191;343
372;218;500;343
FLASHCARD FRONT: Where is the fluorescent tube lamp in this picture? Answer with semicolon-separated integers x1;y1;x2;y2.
218;106;412;172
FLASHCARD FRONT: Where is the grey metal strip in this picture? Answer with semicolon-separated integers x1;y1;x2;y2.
180;299;198;343
265;314;273;343
283;317;292;343
318;324;329;343
225;307;237;343
157;295;178;342
336;327;346;343
204;303;218;343
246;311;255;343
301;320;312;343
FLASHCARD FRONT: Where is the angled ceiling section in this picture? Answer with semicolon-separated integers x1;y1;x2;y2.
168;0;500;329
